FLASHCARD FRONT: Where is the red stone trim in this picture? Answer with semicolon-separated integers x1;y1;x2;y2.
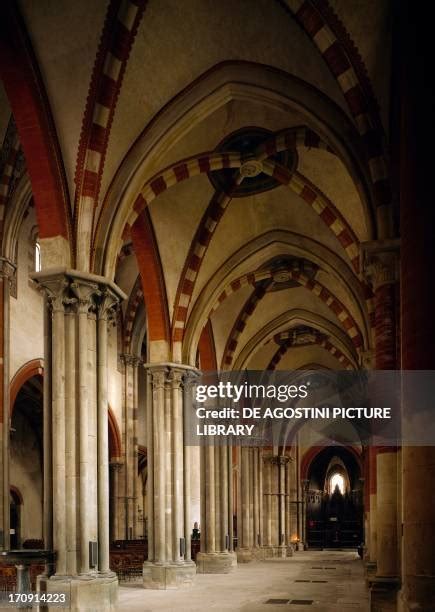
130;209;170;343
267;331;353;370
198;320;218;371
209;268;364;350
171;127;354;347
221;284;269;369
9;358;44;415
0;2;71;243
74;0;147;266
279;0;390;208
108;405;122;459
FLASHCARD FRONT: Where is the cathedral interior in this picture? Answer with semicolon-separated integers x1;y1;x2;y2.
0;1;434;610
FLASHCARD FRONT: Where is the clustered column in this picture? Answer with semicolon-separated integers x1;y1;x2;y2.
32;270;124;611
258;453;293;558
142;363;196;589
196;443;236;573
118;354;140;540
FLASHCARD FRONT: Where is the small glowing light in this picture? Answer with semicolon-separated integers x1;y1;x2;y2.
330;472;345;494
35;242;42;272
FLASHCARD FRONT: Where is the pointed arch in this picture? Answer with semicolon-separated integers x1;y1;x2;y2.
0;1;72;258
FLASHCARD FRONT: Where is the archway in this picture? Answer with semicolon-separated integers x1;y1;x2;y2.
10;373;43;548
304;446;363;549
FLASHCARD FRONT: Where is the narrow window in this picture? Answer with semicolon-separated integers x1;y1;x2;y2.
35;241;41;272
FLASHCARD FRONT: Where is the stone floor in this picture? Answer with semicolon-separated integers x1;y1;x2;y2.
118;550;369;611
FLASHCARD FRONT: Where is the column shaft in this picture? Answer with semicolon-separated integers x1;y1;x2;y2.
52;297;67;575
78;303;89;573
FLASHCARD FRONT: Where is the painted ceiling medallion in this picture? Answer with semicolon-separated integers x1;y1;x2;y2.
208;127;297;197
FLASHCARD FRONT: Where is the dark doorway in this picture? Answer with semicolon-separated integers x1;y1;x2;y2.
305;447;363;549
10;489;21;549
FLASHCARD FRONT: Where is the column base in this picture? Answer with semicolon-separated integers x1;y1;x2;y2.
37;572;118;611
398;576;435;612
261;545;290;559
366;560;377;574
196;551;237;574
236;547;256;563
369;576;400;611
142;561;196;589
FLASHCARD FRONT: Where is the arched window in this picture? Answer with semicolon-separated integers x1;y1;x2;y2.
329;472;345;495
35;241;41;272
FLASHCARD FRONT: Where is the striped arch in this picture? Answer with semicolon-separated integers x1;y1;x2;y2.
254;125;334;160
266;332;353;370
221;283;270;369
122;152;242;241
209;269;364;350
130;209;170;344
280;0;390;208
96;62;376;281
75;0;147;270
261;160;360;270
172;183;239;345
172;126;357;347
198;320;218;371
0;2;71;249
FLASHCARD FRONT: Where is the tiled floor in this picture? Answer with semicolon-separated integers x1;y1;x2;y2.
118;550;369;612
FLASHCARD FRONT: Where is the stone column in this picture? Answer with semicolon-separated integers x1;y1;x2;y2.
262;454;273;554
142;363;196;589
196;441;237;573
363;243;400;608
277;456;289;556
119;354;140;540
261;455;291;558
288;449;299;549
109;462;122;543
236;446;255;562
97;290;118;573
0;258;14;551
32;269;124;611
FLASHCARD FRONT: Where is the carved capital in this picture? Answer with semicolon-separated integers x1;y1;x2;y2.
150;368;168;390
0;257;15;281
40;277;70;313
97;287;120;322
121;353;141;368
70;280;100;314
31;269;126;318
361;239;400;291
270;455;290;466
168;367;184;389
